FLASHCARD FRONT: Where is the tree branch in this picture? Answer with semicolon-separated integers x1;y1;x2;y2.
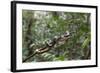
23;31;74;62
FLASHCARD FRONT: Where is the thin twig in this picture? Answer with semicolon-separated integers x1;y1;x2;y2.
23;52;37;62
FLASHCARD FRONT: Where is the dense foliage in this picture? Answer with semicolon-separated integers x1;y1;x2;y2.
22;10;91;62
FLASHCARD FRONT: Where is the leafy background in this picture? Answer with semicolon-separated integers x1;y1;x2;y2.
22;10;91;62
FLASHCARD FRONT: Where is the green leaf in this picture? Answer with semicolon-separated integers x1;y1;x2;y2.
58;56;65;61
82;38;90;49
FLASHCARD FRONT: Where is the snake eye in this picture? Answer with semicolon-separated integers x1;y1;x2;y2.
66;31;70;35
64;31;70;37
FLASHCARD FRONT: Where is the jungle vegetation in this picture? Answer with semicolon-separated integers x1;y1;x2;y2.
22;10;91;63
